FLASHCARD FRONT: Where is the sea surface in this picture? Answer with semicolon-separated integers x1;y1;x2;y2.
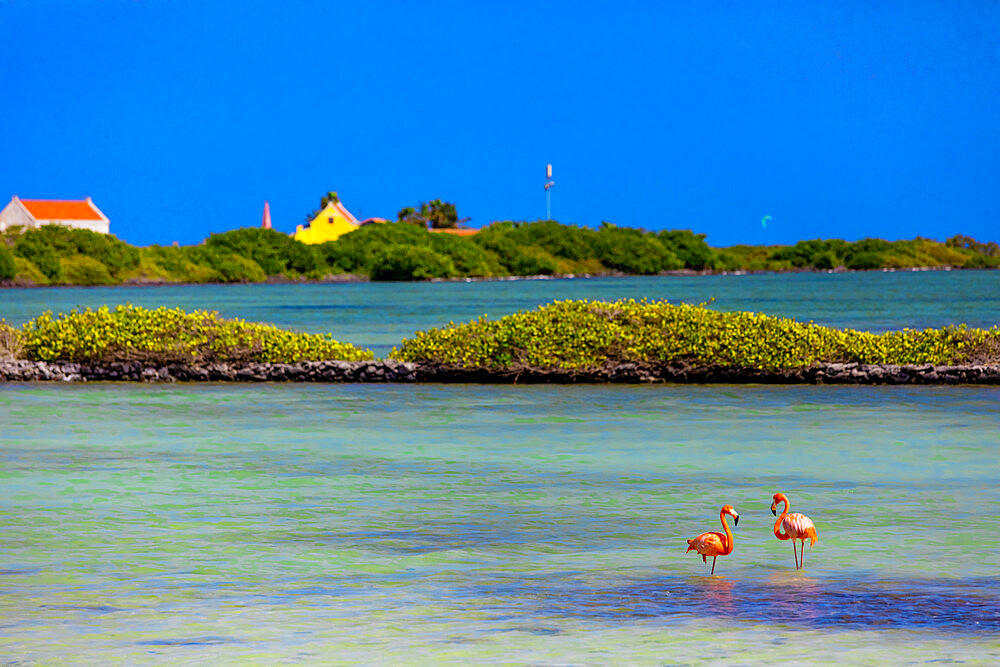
1;273;999;663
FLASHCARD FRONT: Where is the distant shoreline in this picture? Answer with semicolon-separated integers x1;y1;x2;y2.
3;359;999;385
0;264;987;290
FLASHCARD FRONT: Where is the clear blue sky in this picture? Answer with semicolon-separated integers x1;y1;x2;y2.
3;1;998;247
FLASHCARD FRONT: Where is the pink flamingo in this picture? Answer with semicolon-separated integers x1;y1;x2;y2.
771;492;818;569
686;504;740;575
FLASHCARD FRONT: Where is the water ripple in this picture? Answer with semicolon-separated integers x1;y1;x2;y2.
476;575;1000;632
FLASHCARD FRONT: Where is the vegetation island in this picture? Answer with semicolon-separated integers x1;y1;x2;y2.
1;193;999;286
2;301;998;384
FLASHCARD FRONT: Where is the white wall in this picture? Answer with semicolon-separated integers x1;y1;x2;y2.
0;200;34;232
35;218;111;234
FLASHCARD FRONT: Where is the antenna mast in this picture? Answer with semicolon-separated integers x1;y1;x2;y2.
544;163;555;220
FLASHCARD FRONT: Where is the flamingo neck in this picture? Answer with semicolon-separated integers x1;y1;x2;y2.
719;510;735;555
773;497;790;540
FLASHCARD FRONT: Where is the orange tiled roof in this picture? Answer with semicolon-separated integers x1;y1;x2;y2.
429;227;479;236
20;199;103;221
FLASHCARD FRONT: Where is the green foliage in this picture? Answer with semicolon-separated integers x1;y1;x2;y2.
318;223;491;278
591;224;682;274
427;233;492;276
23;305;373;364
393;299;1000;370
768;239;849;269
397;199;465;229
3;219;997;286
14;238;62;280
60;255;115;286
0;320;23;360
811;251;838;270
472;229;558;275
479;220;598;260
206;228;321;275
964;254;1000;269
845;252;885;270
11;256;49;285
317;223;431;274
947;235;1000;257
148;245;267;283
370;245;456;280
195;249;267;283
139;246;222;283
12;226;139;282
0;245;16;280
475;221;688;273
658;230;717;270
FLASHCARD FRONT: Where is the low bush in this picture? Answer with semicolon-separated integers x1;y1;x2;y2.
317;223;431;275
658;230;717;270
160;246;267;283
845;252;885;270
427;233;493;276
591;224;682;274
60;255;115;285
203;251;268;283
11;256;49;285
0;245;16;280
472;230;558;275
206;228;322;275
15;240;62;280
0;321;23;360
478;220;599;261
13;226;139;281
23;305;373;364
965;254;1000;269
392;299;1000;370
370;245;456;280
139;246;220;283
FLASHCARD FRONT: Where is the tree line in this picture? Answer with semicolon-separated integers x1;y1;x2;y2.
1;217;998;286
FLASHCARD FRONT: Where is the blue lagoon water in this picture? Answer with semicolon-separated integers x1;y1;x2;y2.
1;273;999;663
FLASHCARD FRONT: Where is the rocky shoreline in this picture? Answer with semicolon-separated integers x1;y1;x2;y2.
2;359;1000;384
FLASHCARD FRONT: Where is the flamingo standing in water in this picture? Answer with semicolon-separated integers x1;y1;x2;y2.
686;504;740;575
771;492;818;569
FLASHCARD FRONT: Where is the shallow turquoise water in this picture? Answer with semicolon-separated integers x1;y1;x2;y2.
3;270;999;356
2;383;998;663
2;275;1000;662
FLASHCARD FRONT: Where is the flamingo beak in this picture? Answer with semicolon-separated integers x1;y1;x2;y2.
734;514;740;526
771;506;777;516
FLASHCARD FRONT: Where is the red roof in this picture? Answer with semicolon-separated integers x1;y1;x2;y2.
331;200;359;224
429;227;479;236
20;199;103;221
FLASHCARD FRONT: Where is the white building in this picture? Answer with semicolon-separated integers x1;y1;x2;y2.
0;196;110;234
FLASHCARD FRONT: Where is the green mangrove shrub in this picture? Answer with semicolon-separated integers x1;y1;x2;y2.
0;321;23;360
369;245;456;280
393;299;1000;370
206;228;322;276
0;245;16;280
23;305;373;364
59;255;115;286
13;225;139;282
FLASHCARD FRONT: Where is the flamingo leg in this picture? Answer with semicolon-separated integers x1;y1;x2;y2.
799;540;806;569
792;541;799;569
711;556;717;575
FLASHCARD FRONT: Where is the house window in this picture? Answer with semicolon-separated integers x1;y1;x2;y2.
329;217;334;224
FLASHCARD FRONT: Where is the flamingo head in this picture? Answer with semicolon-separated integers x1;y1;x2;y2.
722;504;740;526
771;492;788;515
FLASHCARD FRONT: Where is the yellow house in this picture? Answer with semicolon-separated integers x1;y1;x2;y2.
293;200;362;244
